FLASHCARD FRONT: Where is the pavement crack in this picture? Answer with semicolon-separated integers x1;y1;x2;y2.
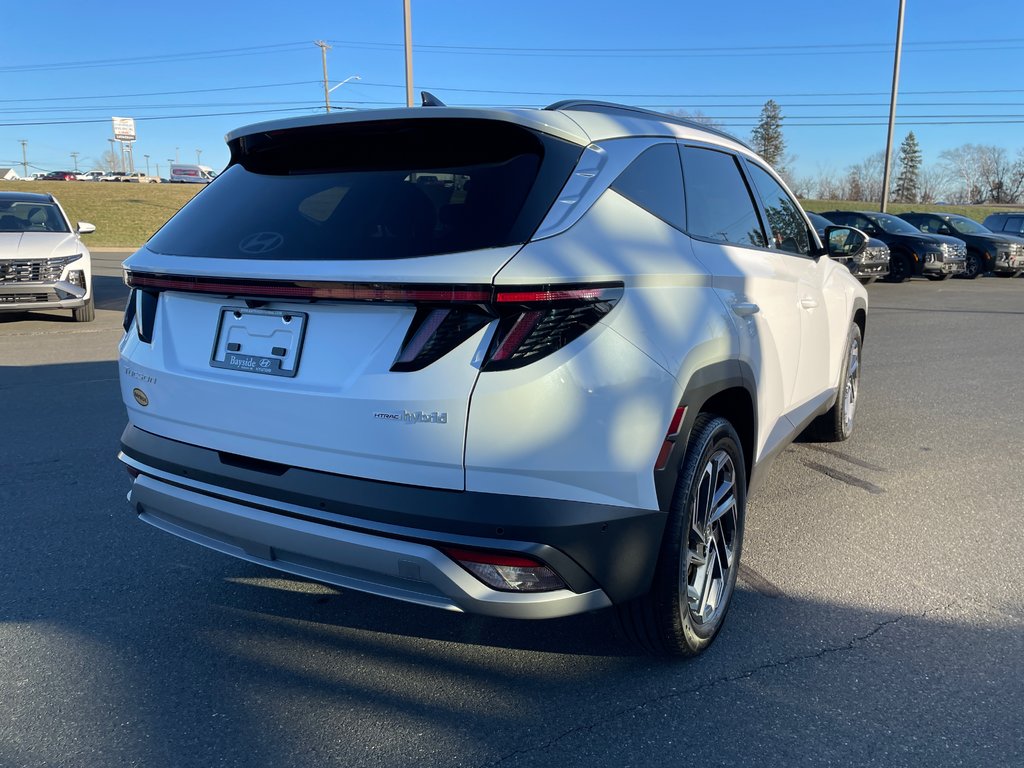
477;601;955;768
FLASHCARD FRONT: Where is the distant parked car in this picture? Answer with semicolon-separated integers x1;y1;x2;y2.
898;212;1024;278
821;210;966;282
807;212;889;284
99;171;127;182
39;171;77;181
121;172;160;184
0;191;96;321
77;171;106;182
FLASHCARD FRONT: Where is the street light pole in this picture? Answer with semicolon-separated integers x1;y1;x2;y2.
315;40;332;112
880;0;906;213
144;154;151;176
404;0;414;107
196;149;202;165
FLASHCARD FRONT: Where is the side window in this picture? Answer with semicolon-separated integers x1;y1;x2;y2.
609;143;686;231
681;146;766;248
1005;216;1024;234
746;163;812;256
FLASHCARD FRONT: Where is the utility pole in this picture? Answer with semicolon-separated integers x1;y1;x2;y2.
144;154;150;176
403;0;414;107
19;140;27;177
196;148;202;165
880;0;906;213
315;40;332;112
70;151;80;172
175;147;180;162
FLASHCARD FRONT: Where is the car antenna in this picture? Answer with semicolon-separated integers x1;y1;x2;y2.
421;91;446;107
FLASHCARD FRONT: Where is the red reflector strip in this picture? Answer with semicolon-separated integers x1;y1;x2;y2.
440;546;541;568
667;406;686;436
495;287;615;303
654;441;674;471
125;272;492;303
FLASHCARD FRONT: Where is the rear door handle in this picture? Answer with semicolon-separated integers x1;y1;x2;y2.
732;302;760;317
800;297;819;309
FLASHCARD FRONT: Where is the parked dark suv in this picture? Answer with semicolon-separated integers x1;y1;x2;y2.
982;212;1024;241
898;212;1024;278
807;212;889;284
821;210;966;282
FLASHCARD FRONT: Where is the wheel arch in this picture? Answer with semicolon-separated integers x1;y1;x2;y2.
654;360;757;512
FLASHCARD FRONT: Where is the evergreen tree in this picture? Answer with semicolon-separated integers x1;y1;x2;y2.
894;132;922;203
750;99;786;168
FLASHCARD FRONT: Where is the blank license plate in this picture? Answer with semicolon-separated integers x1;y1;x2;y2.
210;307;307;378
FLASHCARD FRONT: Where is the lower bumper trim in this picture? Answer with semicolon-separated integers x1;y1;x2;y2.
131;472;612;620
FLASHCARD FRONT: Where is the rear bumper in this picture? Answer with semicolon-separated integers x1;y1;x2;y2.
119;425;666;616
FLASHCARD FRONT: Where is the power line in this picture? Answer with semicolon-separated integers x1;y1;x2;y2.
0;80;322;104
0;42;311;73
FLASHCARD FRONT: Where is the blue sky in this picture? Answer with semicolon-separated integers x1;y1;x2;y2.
3;0;1023;182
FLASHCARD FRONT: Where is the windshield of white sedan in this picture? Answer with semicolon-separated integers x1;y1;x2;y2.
0;202;70;233
148;118;582;260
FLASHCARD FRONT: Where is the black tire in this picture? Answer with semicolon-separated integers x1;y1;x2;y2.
616;414;746;657
804;323;862;443
886;252;912;282
957;251;982;280
994;271;1020;278
72;297;95;323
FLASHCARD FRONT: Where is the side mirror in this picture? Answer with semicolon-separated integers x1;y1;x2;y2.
77;222;96;234
824;225;867;260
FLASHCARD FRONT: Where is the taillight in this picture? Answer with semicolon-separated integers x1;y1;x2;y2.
482;283;623;371
440;546;567;592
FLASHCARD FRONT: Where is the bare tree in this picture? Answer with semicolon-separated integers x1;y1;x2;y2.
667;109;725;130
917;165;950;204
940;145;990;204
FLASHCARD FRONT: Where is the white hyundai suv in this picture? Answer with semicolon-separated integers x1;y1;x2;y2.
117;101;868;656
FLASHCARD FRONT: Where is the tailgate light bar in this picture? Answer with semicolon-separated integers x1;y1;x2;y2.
124;271;622;371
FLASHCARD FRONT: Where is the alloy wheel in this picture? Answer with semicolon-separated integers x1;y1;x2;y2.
683;449;738;626
843;336;861;435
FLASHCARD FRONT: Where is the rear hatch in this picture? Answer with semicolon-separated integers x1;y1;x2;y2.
123;117;583;490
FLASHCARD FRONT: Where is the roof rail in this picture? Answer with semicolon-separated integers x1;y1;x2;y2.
544;99;752;151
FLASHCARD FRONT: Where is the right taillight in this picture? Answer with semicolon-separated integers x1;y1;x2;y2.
481;283;623;371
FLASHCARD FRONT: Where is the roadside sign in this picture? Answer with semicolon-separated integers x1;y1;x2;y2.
112;116;136;141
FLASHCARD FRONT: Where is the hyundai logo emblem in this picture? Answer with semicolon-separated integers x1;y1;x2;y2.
238;232;284;254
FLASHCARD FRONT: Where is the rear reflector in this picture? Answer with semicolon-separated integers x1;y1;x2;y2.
655;406;687;471
440;546;568;592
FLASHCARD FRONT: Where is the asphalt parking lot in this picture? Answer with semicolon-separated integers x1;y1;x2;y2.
2;255;1022;768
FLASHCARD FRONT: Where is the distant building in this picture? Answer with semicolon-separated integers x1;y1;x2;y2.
0;167;21;181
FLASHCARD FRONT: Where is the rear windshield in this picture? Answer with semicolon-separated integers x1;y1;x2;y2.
147;118;582;260
0;201;70;233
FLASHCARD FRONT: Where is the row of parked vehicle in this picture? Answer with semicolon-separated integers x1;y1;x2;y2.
809;209;1024;283
31;170;160;183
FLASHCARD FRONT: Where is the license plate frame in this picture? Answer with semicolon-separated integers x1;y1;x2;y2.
210;306;308;378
